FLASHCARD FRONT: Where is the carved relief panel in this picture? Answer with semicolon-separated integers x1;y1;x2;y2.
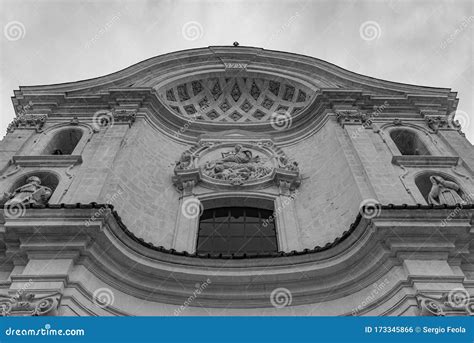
173;135;300;193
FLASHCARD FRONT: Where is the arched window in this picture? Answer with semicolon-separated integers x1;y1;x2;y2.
42;128;83;155
197;207;278;255
390;129;430;155
415;173;468;205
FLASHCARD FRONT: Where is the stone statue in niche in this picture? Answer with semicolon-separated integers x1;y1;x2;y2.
428;175;466;206
175;151;194;170
4;176;52;206
203;144;272;184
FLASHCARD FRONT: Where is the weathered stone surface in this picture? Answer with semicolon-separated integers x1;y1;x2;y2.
0;47;472;316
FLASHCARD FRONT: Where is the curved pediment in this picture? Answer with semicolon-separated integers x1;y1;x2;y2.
12;46;458;141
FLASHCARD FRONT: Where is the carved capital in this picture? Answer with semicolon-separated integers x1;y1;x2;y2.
0;292;61;316
172;169;201;195
275;169;300;196
425;116;449;132
335;110;367;127
416;291;473;316
7;114;47;133
112;108;137;127
69;116;80;125
392;118;403;126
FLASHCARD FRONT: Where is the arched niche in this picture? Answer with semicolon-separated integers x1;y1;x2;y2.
389;128;430;155
41;128;84;155
415;172;469;205
10;171;60;195
20;123;93;157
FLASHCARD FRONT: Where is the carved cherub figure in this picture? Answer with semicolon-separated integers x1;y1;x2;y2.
278;156;299;172
175;152;194;170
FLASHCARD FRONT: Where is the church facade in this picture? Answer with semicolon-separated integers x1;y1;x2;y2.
0;46;473;316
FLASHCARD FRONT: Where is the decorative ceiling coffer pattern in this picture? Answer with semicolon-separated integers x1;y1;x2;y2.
159;75;315;122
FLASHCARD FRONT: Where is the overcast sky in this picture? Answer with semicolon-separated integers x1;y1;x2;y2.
1;0;473;141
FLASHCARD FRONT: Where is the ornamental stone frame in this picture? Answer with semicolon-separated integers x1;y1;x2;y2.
171;131;302;253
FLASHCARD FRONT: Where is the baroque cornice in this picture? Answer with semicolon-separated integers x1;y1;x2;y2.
1;203;472;309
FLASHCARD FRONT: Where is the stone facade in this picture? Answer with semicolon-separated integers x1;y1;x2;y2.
0;46;472;316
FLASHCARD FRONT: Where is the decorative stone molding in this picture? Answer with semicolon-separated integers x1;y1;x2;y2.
7;114;47;133
113;108;137;127
159;75;313;123
417;292;473;316
335;110;367;127
391;155;459;168
0;292;61;316
425;115;450;132
172;169;201;196
172;134;301;191
275;169;300;196
70;116;80;125
12;155;83;168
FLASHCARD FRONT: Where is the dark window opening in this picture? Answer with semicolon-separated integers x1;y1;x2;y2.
390;129;430;155
42;129;83;155
197;207;278;255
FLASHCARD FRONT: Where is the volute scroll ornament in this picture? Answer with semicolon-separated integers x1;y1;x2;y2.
417;291;473;316
0;292;61;316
